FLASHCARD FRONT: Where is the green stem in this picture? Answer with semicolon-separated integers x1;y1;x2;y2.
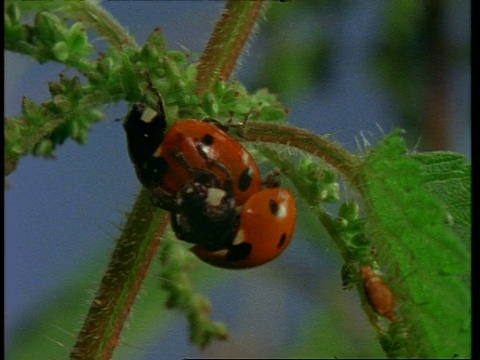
5;113;64;175
6;1;137;65
242;122;360;185
70;1;265;356
4;42;96;74
70;1;138;50
4;88;122;177
70;188;169;360
195;0;265;95
242;120;365;273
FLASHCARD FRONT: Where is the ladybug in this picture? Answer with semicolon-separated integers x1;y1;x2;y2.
124;96;297;269
148;119;263;208
170;165;240;250
360;265;398;321
190;188;297;269
124;102;263;210
124;101;167;171
168;154;295;264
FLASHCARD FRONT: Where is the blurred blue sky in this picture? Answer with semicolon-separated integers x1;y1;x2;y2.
5;1;470;358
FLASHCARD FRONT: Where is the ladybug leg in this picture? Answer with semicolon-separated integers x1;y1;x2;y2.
171;151;223;191
172;151;211;178
149;185;177;211
208;160;235;195
172;143;234;196
195;151;235;196
240;108;255;126
172;150;192;169
210;110;254;138
228;108;257;137
150;195;173;211
145;76;167;114
203;111;247;135
201;117;226;128
179;149;235;202
262;169;282;188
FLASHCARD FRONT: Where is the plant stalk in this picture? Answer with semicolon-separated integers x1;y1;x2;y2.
70;188;169;360
195;0;265;95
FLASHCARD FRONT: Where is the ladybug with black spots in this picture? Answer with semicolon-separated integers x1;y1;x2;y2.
168;161;297;268
124;100;262;211
124;94;297;269
169;160;240;251
191;187;297;269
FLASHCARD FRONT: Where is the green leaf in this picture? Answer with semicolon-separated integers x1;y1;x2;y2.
359;130;471;358
65;22;95;58
411;152;471;248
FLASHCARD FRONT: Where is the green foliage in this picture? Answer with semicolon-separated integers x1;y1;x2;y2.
295;157;340;203
159;232;228;347
5;1;470;359
4;1;287;165
246;131;471;358
359;131;471;357
412;152;471;247
5;4;96;70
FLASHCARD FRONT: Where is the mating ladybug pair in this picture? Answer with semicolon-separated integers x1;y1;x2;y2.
124;95;296;269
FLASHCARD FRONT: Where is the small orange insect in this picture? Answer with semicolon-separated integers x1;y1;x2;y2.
360;265;398;321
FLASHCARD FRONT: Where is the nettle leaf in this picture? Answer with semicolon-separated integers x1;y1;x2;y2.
411;152;471;248
358;130;471;358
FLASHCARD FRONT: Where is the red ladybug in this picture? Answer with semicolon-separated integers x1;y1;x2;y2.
153;120;262;205
124;98;297;269
125;103;263;210
191;188;297;269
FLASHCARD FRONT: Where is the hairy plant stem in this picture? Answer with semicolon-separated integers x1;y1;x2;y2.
71;1;264;357
70;188;169;360
244;122;363;254
242;122;360;185
70;1;138;49
195;0;265;95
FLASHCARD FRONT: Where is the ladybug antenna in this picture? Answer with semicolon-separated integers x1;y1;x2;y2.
145;76;167;118
201;118;230;132
173;151;231;189
198;155;235;195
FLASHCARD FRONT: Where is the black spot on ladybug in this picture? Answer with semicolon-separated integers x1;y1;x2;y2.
269;199;279;216
277;233;287;248
238;167;253;192
226;243;252;262
202;133;214;146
